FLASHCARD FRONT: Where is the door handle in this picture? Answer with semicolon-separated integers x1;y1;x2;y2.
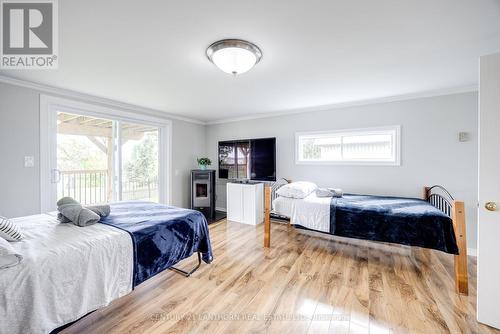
485;202;498;211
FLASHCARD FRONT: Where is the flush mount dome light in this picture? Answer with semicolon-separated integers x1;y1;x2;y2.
206;39;262;75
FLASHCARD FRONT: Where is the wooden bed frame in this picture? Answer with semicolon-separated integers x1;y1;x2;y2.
263;184;469;295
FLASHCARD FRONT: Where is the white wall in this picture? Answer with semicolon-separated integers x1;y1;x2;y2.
171;120;206;208
0;81;205;217
0;83;41;217
206;92;479;250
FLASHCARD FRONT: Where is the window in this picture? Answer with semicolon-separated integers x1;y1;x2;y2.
296;126;401;165
218;141;251;179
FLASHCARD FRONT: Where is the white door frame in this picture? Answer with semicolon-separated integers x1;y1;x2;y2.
477;53;500;329
40;94;172;212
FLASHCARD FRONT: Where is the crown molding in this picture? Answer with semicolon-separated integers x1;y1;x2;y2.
0;75;206;125
206;84;478;125
0;75;478;126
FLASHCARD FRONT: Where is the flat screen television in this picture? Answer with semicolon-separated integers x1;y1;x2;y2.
218;137;276;181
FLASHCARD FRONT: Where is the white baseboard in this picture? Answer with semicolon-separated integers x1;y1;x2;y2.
216;207;227;212
467;247;477;257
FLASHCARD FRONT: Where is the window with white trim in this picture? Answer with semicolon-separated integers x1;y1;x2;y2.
296;126;401;165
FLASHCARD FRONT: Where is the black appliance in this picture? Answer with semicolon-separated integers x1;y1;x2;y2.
218;137;276;181
190;170;216;220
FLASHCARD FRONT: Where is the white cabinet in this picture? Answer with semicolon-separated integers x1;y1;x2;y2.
226;183;243;222
226;182;264;225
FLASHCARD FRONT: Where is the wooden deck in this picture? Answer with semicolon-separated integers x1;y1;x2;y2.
63;219;499;334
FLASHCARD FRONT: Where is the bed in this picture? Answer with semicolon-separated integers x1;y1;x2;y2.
0;201;213;334
264;182;468;295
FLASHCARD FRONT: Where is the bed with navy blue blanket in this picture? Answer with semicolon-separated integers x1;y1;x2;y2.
292;194;458;254
100;201;213;287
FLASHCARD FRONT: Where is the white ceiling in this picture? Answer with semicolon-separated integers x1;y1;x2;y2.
2;0;500;122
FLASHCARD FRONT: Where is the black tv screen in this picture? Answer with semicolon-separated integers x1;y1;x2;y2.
218;137;276;181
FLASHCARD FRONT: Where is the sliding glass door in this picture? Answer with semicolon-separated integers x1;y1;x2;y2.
120;122;159;202
41;96;170;211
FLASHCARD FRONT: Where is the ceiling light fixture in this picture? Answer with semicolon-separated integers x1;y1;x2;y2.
206;39;262;75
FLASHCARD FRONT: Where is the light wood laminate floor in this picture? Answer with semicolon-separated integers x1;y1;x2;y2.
63;220;499;334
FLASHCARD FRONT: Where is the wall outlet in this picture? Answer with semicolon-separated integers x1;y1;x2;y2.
24;156;34;168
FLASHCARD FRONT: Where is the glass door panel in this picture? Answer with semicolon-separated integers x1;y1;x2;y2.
56;112;114;205
120;122;159;202
218;142;236;179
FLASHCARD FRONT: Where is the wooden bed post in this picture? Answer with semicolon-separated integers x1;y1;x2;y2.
452;201;468;295
424;186;468;295
264;185;271;248
423;186;430;201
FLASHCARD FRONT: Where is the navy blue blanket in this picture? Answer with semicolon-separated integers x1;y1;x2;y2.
100;201;213;287
297;194;458;254
332;195;458;254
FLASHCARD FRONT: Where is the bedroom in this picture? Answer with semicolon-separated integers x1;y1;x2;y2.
0;1;499;333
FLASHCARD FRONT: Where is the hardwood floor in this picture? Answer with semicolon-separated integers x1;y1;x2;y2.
63;220;499;334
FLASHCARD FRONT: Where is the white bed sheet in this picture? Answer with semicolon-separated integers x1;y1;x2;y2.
273;193;331;233
272;195;296;217
0;214;134;334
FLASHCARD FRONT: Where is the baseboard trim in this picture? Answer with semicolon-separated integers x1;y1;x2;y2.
467;247;477;257
215;207;227;212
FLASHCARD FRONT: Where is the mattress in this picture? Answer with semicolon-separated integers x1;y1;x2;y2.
272;195;296;217
273;193;331;232
0;213;134;334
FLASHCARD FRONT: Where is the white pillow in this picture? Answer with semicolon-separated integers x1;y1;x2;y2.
276;181;318;199
0;216;24;241
0;237;23;269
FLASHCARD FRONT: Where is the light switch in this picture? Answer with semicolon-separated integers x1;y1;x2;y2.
458;132;470;142
24;156;34;168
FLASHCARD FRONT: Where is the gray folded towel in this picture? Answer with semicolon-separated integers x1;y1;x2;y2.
57;213;71;223
86;205;111;218
58;203;111;223
56;197;100;227
316;188;343;198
